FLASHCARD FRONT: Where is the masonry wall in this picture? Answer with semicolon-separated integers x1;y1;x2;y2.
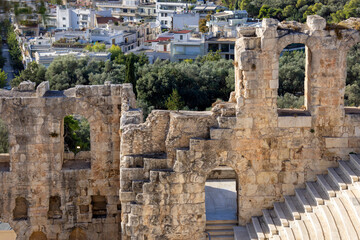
119;16;360;240
0;82;136;240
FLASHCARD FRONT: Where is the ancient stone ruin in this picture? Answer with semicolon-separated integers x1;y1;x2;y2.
2;15;360;239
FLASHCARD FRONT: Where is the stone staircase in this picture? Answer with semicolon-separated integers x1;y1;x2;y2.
237;154;360;240
206;220;237;240
120;153;172;203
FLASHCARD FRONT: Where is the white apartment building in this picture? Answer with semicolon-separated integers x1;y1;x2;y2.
156;0;195;29
56;6;111;30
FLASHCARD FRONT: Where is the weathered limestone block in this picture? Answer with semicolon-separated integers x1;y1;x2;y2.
307;15;326;31
17;81;35;91
36;81;49;97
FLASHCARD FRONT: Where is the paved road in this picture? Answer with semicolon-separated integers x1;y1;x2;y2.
1;43;14;89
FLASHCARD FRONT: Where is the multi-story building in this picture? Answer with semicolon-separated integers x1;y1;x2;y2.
56;6;111;30
96;2;156;22
156;0;195;29
35;50;111;67
170;30;205;61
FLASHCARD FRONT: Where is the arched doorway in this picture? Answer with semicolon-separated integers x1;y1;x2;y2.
205;165;238;238
205;165;238;221
29;231;47;240
69;227;87;240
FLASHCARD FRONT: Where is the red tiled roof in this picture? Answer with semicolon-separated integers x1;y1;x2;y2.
96;17;121;24
171;30;191;34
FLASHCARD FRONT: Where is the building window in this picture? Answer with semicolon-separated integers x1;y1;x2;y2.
180;35;183;40
221;44;229;52
62;115;91;170
123;9;128;13
230;44;235;50
13;197;28;220
63;25;66;27
48;196;62;219
62;17;66;20
165;13;167;17
165;20;168;25
91;195;107;218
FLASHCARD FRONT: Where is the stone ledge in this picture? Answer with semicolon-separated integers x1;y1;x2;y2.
278;116;312;128
325;137;348;148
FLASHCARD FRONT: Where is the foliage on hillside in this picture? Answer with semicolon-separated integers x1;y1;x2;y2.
223;0;357;23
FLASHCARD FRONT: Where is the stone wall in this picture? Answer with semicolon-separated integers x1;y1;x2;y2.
0;82;136;239
119;16;360;239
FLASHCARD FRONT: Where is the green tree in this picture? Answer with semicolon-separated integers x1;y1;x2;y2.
278;50;305;96
63;115;90;153
0;69;7;88
332;0;360;22
165;89;185;110
0;119;8;153
108;45;123;61
85;42;106;52
11;62;46;88
199;19;209;33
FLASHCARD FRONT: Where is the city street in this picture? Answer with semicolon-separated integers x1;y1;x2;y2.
1;43;14;89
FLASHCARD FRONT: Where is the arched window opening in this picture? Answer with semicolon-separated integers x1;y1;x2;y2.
69;227;87;240
0;118;9;172
0;223;16;240
205;165;238;237
345;42;360;109
29;231;47;240
13;197;28;221
91;195;107;218
48;196;62;219
278;44;306;111
62;115;91;170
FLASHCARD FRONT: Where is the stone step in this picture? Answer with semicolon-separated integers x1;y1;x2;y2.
273;202;291;227
335;194;360;238
207;220;238;225
233;226;250;240
149;169;173;182
317;175;336;198
218;116;236;129
120;168;146;181
206;224;238;230
131;180;149;193
284;195;301;220
206;229;234;236
206;236;234;240
210;128;234;140
307;210;326;240
339;160;359;182
328;167;347;190
250;217;265;240
325;201;350;239
246;223;257;240
350;154;360;172
261;209;277;235
258;216;271;239
335;166;353;185
295;189;312;212
306;182;324;206
143;157;168;171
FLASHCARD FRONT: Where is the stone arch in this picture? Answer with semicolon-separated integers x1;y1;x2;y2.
69;227;87;240
61;114;91;170
13;197;28;221
48;196;62;219
205;165;239;222
29;231;47;240
276;33;310;56
0;117;10;172
275;34;313;110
